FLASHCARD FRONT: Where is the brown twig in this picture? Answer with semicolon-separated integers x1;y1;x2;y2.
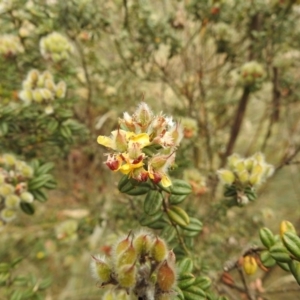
221;87;251;167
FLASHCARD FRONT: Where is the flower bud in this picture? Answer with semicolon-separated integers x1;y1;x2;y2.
28;69;39;84
243;256;257;275
2;154;16;166
151;237;168;262
169;123;184;146
227;153;240;169
117;264;136;288
45;105;54;115
1;208;17;222
252;152;265;163
17;162;34;178
237;170;249;185
134;102;153;127
157;260;176;292
217;169;235;184
5;194;20;209
91;255;112;283
32;89;43;103
40;88;53;101
280;220;297;238
0;183;15;196
19;89;32;104
114;129;128;152
45;79;56;92
20;191;34;203
55;81;67;98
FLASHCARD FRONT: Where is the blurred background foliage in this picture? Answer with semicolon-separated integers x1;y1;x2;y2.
1;0;300;299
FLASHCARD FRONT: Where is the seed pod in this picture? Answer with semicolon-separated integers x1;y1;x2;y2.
133;231;152;256
116;241;137;267
117;264;136;288
91;256;111;283
157;260;176;292
114;232;132;257
151;237;168;262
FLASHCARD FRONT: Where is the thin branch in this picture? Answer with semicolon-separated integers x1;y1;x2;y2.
221;87;251;167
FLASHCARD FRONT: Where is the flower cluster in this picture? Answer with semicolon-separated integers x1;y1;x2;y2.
97;103;183;187
183;168;207;196
181;117;198;139
91;230;177;299
217;152;274;205
40;32;73;62
56;219;78;242
239;61;265;87
213;22;236;43
0;154;34;227
19;69;67;114
0;34;24;57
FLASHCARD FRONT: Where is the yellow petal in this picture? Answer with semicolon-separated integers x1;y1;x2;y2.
119;164;131;174
161;175;172;187
97;136;113;148
129;133;150;148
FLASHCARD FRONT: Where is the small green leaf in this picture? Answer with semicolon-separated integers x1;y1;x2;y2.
0;272;9;284
177;257;194;274
144;190;163;215
139;210;164;227
181;217;203;237
277;261;290;272
288;260;300;285
194;276;212;291
31;189;47;202
160;225;176;243
28;174;54;190
270;244;291;263
260;250;276;268
167;205;190;227
170;179;192;195
59;124;72;139
125;185;150;196
259;227;276;249
20;202;35;215
283;231;300;260
35;162;54;176
46;119;58;133
174;286;185;300
11;257;23;267
39;276;52;290
10;289;23;300
169;194;187;205
0;263;10;273
183;285;206;299
178;273;195;290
